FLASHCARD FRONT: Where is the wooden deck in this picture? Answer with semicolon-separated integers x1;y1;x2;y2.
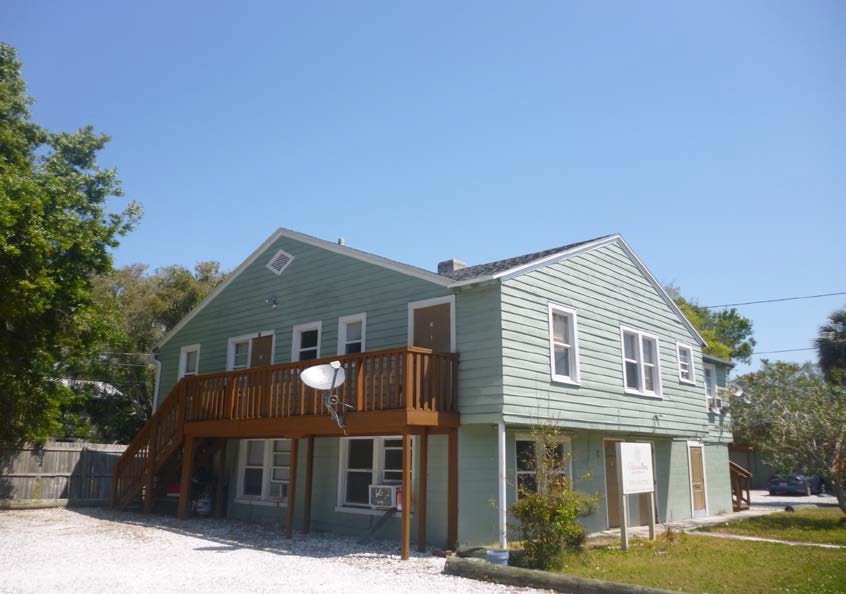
112;346;459;559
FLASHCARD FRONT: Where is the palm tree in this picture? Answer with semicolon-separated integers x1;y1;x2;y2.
816;308;846;383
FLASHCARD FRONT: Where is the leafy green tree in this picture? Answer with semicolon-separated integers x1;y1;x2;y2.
730;361;846;514
0;43;140;445
816;308;846;384
666;286;756;364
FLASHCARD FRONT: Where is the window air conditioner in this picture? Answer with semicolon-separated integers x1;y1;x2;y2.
369;484;399;509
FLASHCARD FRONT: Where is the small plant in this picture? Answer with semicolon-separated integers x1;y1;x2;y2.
509;425;599;570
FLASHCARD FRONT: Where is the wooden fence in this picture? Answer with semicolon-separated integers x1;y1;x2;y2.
0;441;127;509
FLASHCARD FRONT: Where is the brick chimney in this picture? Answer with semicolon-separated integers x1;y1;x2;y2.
437;259;467;274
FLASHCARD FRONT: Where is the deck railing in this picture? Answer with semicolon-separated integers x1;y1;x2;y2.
729;460;752;511
113;347;457;508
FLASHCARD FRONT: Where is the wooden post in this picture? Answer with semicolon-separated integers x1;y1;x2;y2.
177;435;195;520
647;491;656;541
403;351;414;410
286;438;299;538
400;431;412;560
304;436;314;533
615;442;628;550
215;439;226;518
417;429;428;552
447;428;458;549
143;418;158;513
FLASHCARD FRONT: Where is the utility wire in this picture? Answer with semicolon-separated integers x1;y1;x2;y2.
704;291;846;309
751;347;816;355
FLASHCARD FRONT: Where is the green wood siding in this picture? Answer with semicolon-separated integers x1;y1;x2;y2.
500;242;719;439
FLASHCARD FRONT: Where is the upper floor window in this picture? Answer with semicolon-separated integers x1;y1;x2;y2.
621;326;662;397
676;343;695;385
232;340;250;369
178;344;200;378
338;313;366;355
292;321;321;361
237;439;291;504
547;304;580;384
703;363;717;403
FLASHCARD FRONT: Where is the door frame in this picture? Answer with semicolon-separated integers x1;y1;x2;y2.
226;330;276;370
602;438;621;529
407;295;456;352
687;440;709;518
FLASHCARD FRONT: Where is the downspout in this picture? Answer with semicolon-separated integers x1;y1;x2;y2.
150;354;162;412
497;421;507;550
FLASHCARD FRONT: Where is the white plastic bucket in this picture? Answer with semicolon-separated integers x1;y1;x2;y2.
485;549;509;565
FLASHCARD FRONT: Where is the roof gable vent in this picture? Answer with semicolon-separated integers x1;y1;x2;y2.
266;249;294;275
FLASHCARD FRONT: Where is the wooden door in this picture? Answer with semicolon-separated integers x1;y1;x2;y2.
250;335;273;367
604;441;620;528
689;446;707;517
412;304;451;352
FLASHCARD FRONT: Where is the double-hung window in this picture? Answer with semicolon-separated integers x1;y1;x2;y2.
516;434;572;497
292;321;321;362
338;436;411;510
676;343;695;384
703;363;719;409
621;326;662;397
231;340;250;370
237;439;291;504
178;344;200;378
338;313;366;355
547;304;580;384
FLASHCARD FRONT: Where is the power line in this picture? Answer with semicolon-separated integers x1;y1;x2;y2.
704;291;846;309
751;347;815;355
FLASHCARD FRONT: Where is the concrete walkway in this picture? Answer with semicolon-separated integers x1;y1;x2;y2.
590;489;841;542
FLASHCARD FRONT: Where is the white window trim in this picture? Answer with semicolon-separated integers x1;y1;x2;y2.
703;363;718;410
619;325;663;398
515;432;573;498
676;342;696;385
292;321;322;362
407;295;456;352
687;440;709;518
226;330;275;371
335;435;417;516
234;438;291;506
547;303;581;385
337;313;367;356
178;344;201;378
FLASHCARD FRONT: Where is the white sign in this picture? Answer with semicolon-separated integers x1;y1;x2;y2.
618;442;654;495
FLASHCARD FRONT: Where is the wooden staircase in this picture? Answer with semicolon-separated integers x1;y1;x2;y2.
729;460;752;512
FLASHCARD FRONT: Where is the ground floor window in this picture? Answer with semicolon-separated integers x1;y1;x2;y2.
515;433;572;497
236;439;291;503
337;436;411;509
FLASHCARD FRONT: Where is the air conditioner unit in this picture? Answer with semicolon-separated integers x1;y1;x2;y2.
369;484;399;509
708;396;723;411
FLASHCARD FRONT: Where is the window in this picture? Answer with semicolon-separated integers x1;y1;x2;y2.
515;434;572;497
237;439;291;503
292;321;321;362
338;313;366;355
178;344;200;378
703;363;717;403
226;331;275;371
547;304;580;384
337;436;412;510
620;327;662;397
676;343;695;384
232;340;250;369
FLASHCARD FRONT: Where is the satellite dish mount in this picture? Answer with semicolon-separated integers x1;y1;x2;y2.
300;361;353;433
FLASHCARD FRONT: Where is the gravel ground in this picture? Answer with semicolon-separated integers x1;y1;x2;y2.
0;508;548;594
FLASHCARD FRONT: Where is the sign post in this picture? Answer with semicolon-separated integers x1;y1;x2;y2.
615;442;656;551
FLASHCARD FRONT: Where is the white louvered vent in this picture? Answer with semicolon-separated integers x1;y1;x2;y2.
266;249;294;275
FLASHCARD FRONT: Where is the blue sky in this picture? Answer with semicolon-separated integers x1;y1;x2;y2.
3;1;844;375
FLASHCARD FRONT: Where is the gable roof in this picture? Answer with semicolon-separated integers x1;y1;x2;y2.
157;228;706;348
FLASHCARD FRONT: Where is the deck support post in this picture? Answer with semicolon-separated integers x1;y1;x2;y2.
286;438;299;538
417;429;428;552
177;435;195;520
143;417;158;513
215;439;226;518
400;431;412;560
447;427;458;549
303;436;314;533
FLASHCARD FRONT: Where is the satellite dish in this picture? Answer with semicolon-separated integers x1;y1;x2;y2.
301;361;346;391
728;383;744;398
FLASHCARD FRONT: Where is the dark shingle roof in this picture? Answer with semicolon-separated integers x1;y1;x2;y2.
439;234;616;281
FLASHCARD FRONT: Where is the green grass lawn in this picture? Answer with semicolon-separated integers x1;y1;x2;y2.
556;530;846;594
699;507;846;546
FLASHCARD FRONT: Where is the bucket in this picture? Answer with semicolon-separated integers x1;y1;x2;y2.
195;497;212;516
485;549;509;566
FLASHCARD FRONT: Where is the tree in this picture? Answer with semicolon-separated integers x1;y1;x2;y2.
61;262;225;442
816;308;846;384
0;43;140;445
666;286;756;364
730;361;846;514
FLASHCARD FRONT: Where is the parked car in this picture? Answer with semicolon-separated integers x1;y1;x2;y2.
767;474;823;496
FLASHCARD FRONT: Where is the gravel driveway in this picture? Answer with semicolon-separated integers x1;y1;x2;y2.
0;508;546;594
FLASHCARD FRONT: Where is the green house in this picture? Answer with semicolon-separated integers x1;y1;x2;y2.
113;229;737;557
